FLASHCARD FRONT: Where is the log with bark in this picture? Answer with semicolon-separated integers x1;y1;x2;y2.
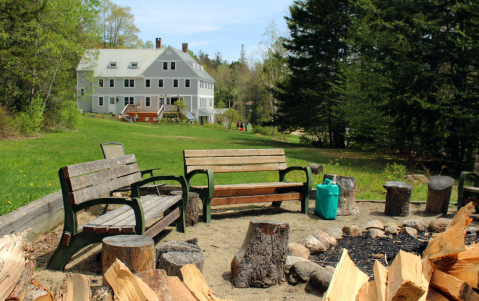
324;174;358;215
231;219;289;288
425;176;455;214
383;181;412;217
7;261;35;301
158;252;205;280
0;230;29;300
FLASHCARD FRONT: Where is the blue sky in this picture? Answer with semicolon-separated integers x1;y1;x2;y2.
112;0;292;64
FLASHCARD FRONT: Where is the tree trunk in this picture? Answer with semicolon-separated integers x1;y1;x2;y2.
426;176;455;214
324;174;358;215
231;219;289;288
158;252;205;280
383;181;412;216
170;191;199;226
102;235;155;285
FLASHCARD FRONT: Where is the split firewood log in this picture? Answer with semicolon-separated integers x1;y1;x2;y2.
53;273;91;301
423;203;473;262
430;270;479;301
24;280;53;301
426;288;449;301
434;243;479;289
135;270;173;301
180;264;234;301
167;276;196;301
7;261;35;301
357;281;379;301
387;250;428;301
0;230;30;300
373;260;388;301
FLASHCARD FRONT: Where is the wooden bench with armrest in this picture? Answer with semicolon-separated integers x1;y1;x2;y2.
184;149;312;223
458;155;479;212
47;154;188;271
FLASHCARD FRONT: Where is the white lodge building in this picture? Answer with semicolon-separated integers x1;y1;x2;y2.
76;39;216;124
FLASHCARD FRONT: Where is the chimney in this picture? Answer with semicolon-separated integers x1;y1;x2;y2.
182;43;188;53
156;38;162;49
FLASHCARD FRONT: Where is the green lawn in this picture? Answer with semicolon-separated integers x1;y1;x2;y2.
0;116;453;215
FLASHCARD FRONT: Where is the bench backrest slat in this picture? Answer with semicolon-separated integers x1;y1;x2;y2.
184;149;285;157
68;173;141;205
67;163;140;192
184;149;288;174
475;155;479;174
62;154;137;178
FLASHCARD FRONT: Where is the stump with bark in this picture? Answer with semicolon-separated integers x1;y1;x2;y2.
231;219;289;288
102;235;155;285
170;191;199;226
426;176;455;214
324;174;358;216
383;181;412;216
157;252;205;280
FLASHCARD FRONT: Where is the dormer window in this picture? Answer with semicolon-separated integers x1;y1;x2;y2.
108;62;118;68
129;62;139;68
193;63;197;68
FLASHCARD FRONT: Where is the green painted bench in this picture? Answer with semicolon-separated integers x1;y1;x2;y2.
184;149;312;223
47;154;188;271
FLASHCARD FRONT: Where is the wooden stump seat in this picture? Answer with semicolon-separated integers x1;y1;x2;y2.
46;154;188;271
183;149;313;223
384;181;412;217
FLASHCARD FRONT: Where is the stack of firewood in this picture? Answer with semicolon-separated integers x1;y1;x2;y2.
323;202;479;301
104;259;234;301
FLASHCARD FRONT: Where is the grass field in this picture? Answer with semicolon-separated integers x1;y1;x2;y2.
0;115;455;215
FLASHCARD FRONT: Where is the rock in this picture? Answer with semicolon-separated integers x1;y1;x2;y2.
298;236;328;254
317;236;330;250
325;266;335;274
289;261;323;283
403;219;427;231
285;256;309;271
342;225;362;237
358;225;367;232
369;228;385;238
308;163;323;175
308;268;334;293
384;225;398;235
385;222;399;230
465;227;478;235
365;220;385;230
323;227;343;239
287;243;310;259
428;219;451;233
399;227;418;237
313;230;337;246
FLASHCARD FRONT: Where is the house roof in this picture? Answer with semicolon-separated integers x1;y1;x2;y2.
77;46;215;81
197;108;217;116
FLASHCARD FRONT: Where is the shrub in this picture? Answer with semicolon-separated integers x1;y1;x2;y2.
60;102;82;129
13;95;44;135
384;162;407;181
0;106;17;139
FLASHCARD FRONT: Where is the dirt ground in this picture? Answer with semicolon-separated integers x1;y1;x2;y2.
28;200;479;301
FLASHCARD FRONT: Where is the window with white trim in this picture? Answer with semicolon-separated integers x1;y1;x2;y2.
124;79;134;87
109;79;114;87
159;98;165;106
158;79;164;87
173;79;178;88
209;98;213;107
98;96;104;106
171;62;176;70
99;79;103;87
124;97;134;105
129;62;139;68
200;98;206;108
185;79;190;88
145;79;151;88
146;97;151;106
109;97;115;104
108;62;118;68
163;62;168;70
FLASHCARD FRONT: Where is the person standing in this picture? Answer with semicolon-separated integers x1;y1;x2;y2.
237;121;240;130
245;121;248;132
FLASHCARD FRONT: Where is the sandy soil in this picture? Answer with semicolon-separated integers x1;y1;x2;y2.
28;201;478;301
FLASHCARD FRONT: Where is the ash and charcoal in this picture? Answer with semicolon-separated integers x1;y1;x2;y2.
311;231;479;278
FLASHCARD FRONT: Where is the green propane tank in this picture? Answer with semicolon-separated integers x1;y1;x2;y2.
314;175;339;220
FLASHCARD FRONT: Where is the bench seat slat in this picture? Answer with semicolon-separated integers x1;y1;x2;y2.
211;193;304;206
63;154;137;178
184;149;285;158
67;163;140;192
186;163;288;174
464;186;479;193
70;173;142;205
194;182;305;190
185;156;286;166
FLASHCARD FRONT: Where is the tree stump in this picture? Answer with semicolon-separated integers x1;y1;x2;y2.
324;174;358;215
157;252;205;280
383;181;412;216
156;240;201;267
102;235;155;285
231;219;289;288
170;191;199;226
426;176;455;214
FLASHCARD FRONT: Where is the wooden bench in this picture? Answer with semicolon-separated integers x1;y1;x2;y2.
184;149;312;223
47;154;188;271
458;155;479;211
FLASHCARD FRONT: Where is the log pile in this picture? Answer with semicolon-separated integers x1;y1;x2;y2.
322;202;479;301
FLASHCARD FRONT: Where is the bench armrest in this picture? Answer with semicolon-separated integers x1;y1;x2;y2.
71;197;144;235
131;175;189;207
140;167;162;178
458;171;479;208
279;166;313;192
186;169;215;199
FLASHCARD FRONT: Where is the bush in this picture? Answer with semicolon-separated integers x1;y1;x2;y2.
254;125;281;137
0;106;17;139
13;95;44;135
384;162;407;181
60;102;82;129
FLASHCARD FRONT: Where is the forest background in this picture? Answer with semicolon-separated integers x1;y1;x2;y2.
1;0;478;173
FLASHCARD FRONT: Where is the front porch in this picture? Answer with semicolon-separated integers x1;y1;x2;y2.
120;104;181;123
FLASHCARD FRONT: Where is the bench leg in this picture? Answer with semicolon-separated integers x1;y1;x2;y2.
176;206;186;233
47;232;104;271
272;201;282;207
301;194;309;214
202;197;212;223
